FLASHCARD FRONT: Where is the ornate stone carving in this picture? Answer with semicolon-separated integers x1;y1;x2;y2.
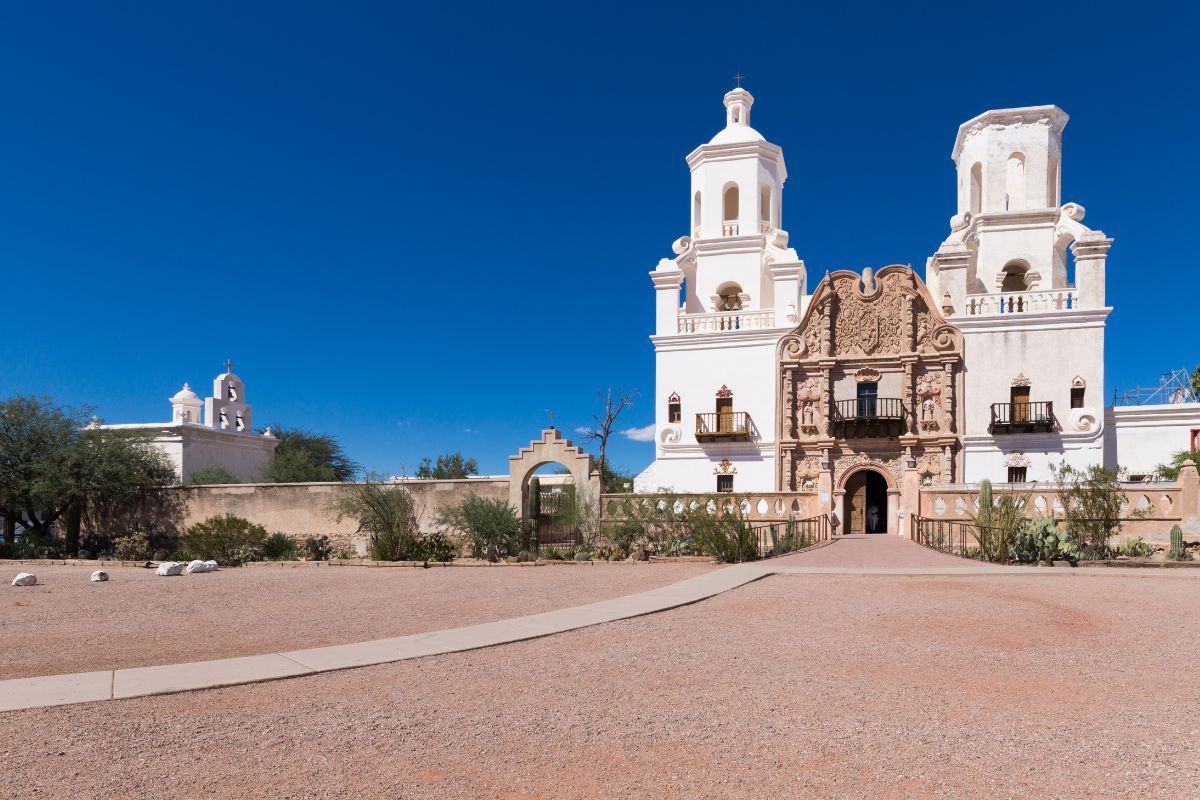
794;456;821;490
715;384;734;398
854;367;882;383
713;458;737;475
916;372;942;432
659;425;682;444
1004;452;1031;468
1011;373;1031;387
1071;375;1086;389
834;452;902;487
667;391;680;403
831;270;907;357
915;452;941;485
796;377;821;435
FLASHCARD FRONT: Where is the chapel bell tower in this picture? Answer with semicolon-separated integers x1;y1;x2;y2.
653;86;803;334
203;360;254;433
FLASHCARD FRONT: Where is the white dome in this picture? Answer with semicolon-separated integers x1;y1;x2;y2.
170;383;200;403
708;123;766;145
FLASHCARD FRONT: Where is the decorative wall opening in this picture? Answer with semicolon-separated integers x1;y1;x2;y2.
1005;152;1025;211
722;184;739;222
1001;259;1030;292
969;162;982;214
667;392;681;423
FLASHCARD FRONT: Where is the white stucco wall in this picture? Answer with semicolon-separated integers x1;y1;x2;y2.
637;330;782;493
1105;404;1200;477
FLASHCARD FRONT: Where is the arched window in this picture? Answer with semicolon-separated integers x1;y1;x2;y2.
667;392;681;424
716;283;744;311
723;184;739;222
1005;153;1025;211
1001;259;1030;292
969;163;982;214
759;185;771;225
693;191;702;234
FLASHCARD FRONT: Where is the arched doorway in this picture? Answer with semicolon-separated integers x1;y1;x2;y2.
843;469;888;534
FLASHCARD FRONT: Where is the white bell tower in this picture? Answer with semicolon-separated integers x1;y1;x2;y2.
203;359;254;433
652;83;801;328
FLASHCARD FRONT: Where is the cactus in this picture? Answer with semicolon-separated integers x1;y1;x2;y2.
977;479;993;526
786;513;797;548
1012;516;1081;566
1168;525;1191;561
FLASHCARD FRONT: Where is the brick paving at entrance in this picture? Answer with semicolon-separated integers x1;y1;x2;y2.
773;533;1003;569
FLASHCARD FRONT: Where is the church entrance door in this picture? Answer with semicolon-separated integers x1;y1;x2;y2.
843;469;888;534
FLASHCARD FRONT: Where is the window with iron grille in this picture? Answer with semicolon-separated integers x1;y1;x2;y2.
1070;386;1085;408
716;473;734;493
1008;466;1027;483
668;398;681;423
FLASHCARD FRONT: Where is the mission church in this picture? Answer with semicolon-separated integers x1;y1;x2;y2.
635;87;1200;535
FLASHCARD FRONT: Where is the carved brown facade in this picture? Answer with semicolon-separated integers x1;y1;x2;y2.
775;265;964;494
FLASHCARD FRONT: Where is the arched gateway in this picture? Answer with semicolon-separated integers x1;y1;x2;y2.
508;428;602;517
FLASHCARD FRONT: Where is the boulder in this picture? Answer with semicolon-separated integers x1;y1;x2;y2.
186;560;213;574
90;570;109;582
155;561;185;576
11;572;37;587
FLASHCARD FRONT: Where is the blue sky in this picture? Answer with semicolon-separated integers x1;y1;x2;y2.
1;1;1196;476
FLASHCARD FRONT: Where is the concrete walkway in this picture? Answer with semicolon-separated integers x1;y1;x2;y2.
3;536;1196;713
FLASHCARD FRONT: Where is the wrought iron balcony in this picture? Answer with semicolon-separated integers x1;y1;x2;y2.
695;411;753;442
990;401;1055;433
831;398;905;438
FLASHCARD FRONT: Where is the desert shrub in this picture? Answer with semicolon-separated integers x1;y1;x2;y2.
541;546;565;561
183;514;268;564
516;550;536;563
187;465;241;485
607;552;621;561
112;531;152;560
262;532;298;561
304;535;333;561
169;546;195;561
685;499;757;563
436;496;522;560
573;549;592;562
1114;536;1154;559
417;531;456;563
331;480;422;561
1053;462;1131;553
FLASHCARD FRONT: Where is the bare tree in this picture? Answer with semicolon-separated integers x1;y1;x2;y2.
579;388;637;536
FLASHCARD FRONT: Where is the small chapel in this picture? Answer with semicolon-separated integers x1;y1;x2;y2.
635;87;1200;536
100;362;278;483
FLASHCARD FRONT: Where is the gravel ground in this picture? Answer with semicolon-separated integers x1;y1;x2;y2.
5;571;1198;799
0;561;715;678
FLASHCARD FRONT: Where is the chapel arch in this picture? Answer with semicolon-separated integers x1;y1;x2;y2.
1001;259;1031;292
722;183;739;222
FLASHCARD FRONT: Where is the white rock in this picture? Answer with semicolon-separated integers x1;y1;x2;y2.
11;572;37;587
204;560;219;571
155;561;185;576
186;559;214;574
90;570;109;582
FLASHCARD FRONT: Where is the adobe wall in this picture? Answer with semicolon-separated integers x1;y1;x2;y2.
166;478;510;553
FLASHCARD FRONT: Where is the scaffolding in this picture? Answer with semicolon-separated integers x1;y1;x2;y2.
1112;368;1198;406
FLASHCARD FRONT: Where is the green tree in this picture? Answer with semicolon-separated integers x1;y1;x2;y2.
1155;450;1200;481
415;452;479;479
188;465;241;485
0;396;176;548
1191;365;1200;399
260;426;357;483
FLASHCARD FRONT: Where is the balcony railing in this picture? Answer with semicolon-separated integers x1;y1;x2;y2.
833;398;905;421
695;411;753;442
831;398;905;438
721;221;739;236
990;401;1055;433
963;289;1078;316
677;309;775;334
